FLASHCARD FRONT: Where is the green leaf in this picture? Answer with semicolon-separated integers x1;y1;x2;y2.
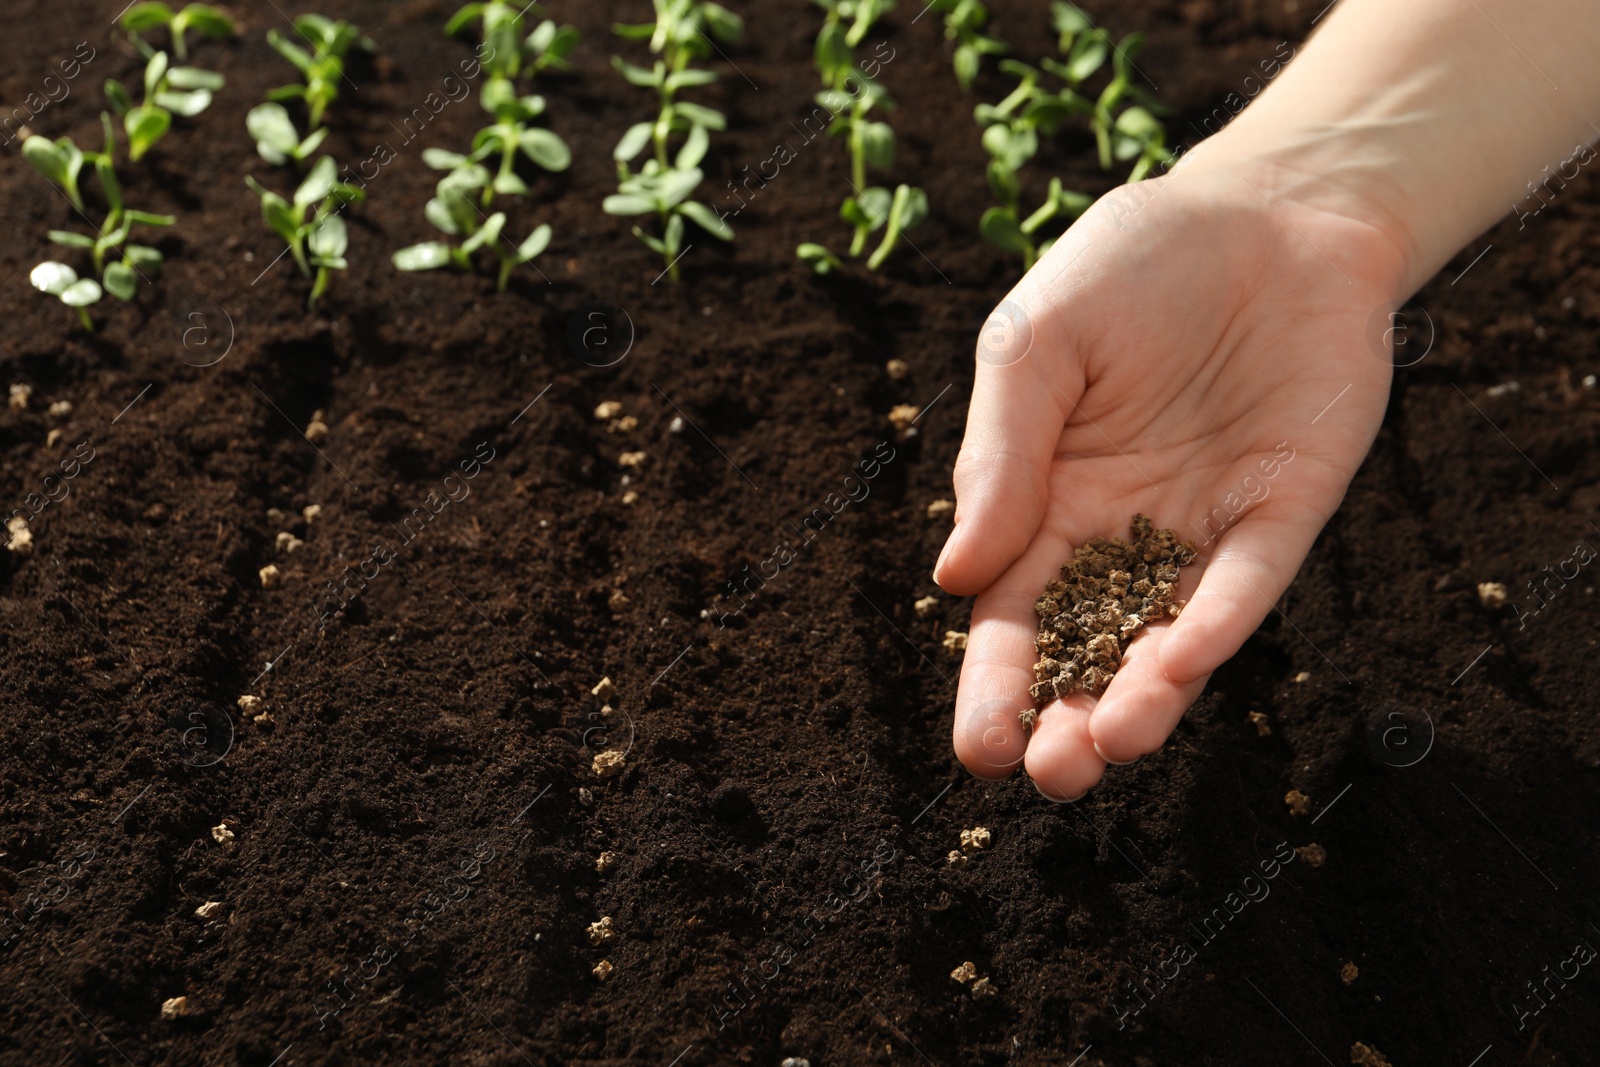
612;21;655;40
665;68;717;92
611;56;661;89
860;121;895;172
104;78;135;116
443;3;486;36
126;105;172;161
701;3;743;42
175;4;234;39
439;164;490;192
395;243;457;273
844;187;893;230
30;261;79;295
602;193;655;216
678;200;731;241
308;214;348;259
95;152;123;216
675;122;708;170
154;88;213;116
492;171;529;197
515;223;551;262
672;101;726;131
459;212;504;254
480;76;518;117
518;127;571;171
167;66;224;90
424;197;460;235
890;185;930;232
143;50;170;98
814;22;850;79
986;158;1018;206
1051;1;1091;37
103;261;139;301
613;121;654;163
120;2;175;32
61;278;104;307
125;244;164;268
954;45;979;90
295;157;338;206
266;29;314;74
654;166;703;209
247;102;300;163
124;210;176;226
48;230;96;248
423;147;471;171
979;206;1031;256
22;136;71;185
796;242;841;275
1068;32;1109;82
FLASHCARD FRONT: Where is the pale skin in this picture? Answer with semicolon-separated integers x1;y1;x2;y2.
937;0;1600;799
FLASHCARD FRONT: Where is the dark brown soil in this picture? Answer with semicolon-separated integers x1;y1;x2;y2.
2;1;1599;1064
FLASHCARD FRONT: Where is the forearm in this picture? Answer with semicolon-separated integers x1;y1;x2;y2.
1178;0;1600;298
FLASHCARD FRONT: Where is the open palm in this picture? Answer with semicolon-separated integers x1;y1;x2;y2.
936;167;1410;799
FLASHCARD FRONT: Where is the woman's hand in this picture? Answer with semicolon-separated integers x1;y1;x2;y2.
936;163;1410;799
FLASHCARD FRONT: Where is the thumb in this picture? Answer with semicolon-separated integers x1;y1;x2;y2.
935;297;1074;597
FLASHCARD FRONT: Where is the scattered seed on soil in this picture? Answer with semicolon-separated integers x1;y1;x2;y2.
970;976;997;997
303;504;322;524
608;589;630;613
211;823;235;849
946;850;968;868
160;996;192;1020
1284;789;1311;816
1477;581;1508;609
595;401;622;421
960;827;991;853
668;415;685;433
593;750;626;779
1028;515;1194;710
195;901;223;920
618;450;646;467
6;516;34;557
926;498;954;520
595;851;617;874
592;959;613;981
1297;843;1327;868
943;631;968;652
1248;711;1272;737
577;788;594;806
1341;961;1359;985
888;403;919;431
1293;671;1311;683
48;400;72;416
275;532;304;554
592;677;616;701
782;1058;812;1067
886;358;909;380
258;565;281;589
914;595;939;619
237;696;261;715
9;383;32;410
304;409;329;443
950;961;978;984
1350;1042;1392;1067
621;490;639;505
588;916;615;945
46;428;62;448
609;415;638;433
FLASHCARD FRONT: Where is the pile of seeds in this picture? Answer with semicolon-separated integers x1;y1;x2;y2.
1026;514;1196;723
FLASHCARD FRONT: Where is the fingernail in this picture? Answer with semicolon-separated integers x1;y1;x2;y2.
1093;740;1140;767
933;536;954;585
1032;777;1087;804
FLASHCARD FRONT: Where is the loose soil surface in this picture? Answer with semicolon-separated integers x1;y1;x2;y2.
2;0;1599;1064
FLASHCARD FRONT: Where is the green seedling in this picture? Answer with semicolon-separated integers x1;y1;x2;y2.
22;135;88;213
105;49;224;161
245;156;365;309
979;177;1089;269
458;78;571;206
609;0;741;280
29;263;104;332
30;116;174;329
799;0;928;272
266;14;374;130
393;166;552;291
929;0;1006;90
246;102;328;166
118;1;234;61
1040;2;1169;177
444;1;579;79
